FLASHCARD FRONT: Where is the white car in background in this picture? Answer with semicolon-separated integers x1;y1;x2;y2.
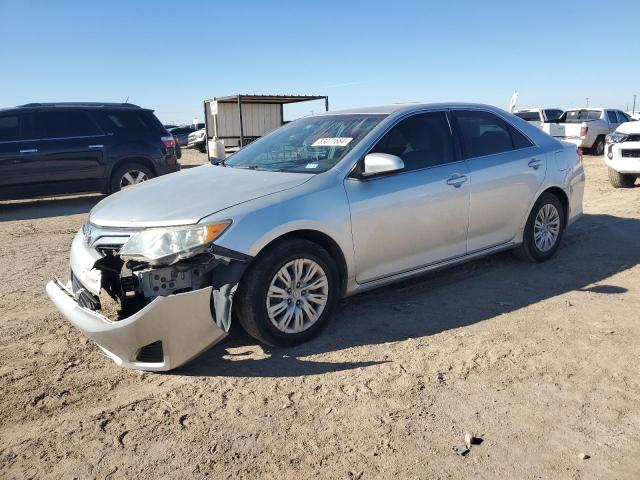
627;112;640;121
605;121;640;188
542;108;631;155
514;108;563;128
187;128;207;152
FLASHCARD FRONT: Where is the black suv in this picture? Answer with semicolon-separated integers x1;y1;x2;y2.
0;102;180;200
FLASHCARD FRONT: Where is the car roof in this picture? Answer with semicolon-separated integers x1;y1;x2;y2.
317;102;514;116
0;102;148;114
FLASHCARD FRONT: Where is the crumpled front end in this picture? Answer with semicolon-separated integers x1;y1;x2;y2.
46;228;251;371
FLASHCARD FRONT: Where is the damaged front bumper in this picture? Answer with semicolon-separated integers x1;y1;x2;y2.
46;228;250;371
46;281;225;371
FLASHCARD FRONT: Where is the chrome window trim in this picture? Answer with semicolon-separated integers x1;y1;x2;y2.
0;133;107;145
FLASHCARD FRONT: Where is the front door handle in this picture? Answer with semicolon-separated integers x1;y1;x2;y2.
446;174;468;188
20;148;38;154
88;144;104;149
528;158;543;170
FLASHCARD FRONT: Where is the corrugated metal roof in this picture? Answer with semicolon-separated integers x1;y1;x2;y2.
211;94;327;104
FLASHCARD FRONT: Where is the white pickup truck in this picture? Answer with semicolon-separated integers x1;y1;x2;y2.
514;108;563;128
542;108;632;155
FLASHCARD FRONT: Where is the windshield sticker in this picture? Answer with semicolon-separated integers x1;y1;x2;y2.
311;137;353;147
305;163;319;169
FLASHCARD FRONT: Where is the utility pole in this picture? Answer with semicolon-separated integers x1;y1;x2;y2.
585;97;589;107
633;94;637;115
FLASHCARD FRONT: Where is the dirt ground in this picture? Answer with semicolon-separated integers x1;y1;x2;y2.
1;153;639;479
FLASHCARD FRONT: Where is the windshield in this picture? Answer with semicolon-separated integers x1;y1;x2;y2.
562;110;601;123
225;114;386;173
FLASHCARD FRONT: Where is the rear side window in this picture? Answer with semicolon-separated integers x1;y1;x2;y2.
370;111;456;171
617;111;629;123
40;111;101;138
102;110;165;135
453;110;521;158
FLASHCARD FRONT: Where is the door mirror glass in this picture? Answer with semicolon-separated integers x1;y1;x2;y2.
362;153;404;177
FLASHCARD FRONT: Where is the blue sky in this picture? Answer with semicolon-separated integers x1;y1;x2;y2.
1;0;639;124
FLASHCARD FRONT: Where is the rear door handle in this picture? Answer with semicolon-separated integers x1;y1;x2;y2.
20;148;38;154
88;144;104;149
446;174;468;188
528;158;543;169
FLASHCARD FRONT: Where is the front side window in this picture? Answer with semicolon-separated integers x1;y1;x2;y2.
40;111;101;138
453;110;518;158
369;111;456;171
225;114;385;173
607;111;618;123
0;115;19;141
0;114;39;141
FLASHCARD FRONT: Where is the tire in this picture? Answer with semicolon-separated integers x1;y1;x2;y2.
110;163;154;193
513;192;565;262
608;167;636;188
235;238;340;347
591;136;605;156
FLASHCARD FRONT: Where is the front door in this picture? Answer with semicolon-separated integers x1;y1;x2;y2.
344;110;470;283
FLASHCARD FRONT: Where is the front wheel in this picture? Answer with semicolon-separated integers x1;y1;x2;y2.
608;167;636;188
235;238;340;347
513;193;565;262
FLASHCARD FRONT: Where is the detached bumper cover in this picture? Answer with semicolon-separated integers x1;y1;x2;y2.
46;280;226;371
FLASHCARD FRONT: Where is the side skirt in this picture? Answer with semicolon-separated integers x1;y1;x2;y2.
345;242;516;297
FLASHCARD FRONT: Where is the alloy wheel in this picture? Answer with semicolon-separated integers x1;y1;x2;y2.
266;258;329;334
120;170;149;188
534;203;561;252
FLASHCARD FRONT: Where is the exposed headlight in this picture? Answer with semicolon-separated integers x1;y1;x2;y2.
119;221;231;264
606;132;629;144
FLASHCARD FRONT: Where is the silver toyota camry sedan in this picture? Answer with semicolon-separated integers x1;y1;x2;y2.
47;103;585;371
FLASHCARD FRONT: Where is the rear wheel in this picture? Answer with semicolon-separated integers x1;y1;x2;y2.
514;193;565;262
110;163;154;193
608;167;636;188
592;136;605;156
235;238;340;347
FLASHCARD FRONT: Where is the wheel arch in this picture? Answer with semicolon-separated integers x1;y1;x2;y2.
542;186;569;223
253;229;349;296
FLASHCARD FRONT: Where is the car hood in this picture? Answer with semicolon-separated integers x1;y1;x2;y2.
617;121;640;134
89;164;313;227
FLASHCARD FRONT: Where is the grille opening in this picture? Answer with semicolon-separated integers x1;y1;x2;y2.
136;341;164;363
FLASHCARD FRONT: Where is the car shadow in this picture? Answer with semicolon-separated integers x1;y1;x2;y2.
179;213;640;378
0;194;104;222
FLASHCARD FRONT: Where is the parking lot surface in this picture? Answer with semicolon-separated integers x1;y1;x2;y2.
1;155;639;479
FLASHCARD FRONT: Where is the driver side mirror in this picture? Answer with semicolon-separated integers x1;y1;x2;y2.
362;153;404;177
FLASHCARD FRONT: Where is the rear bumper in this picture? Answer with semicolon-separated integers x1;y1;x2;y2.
46;280;226;371
555;137;589;148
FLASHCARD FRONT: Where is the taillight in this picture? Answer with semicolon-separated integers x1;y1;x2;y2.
161;136;176;148
580;126;588;137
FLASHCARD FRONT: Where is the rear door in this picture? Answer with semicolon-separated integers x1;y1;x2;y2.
452;109;545;252
37;110;106;191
